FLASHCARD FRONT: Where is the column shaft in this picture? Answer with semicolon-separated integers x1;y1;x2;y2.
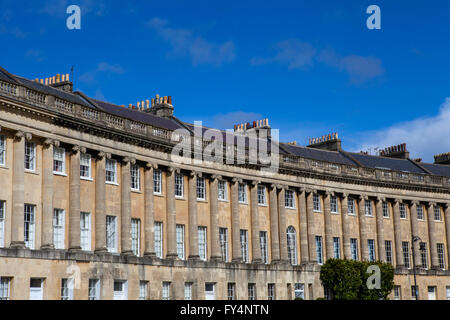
427;204;439;269
69;148;81;250
143;164;155;256
278;188;288;262
231;179;241;262
306;191;316;262
166;168;177;257
269;185;280;262
209;176;221;260
410;202;421;267
298;191;309;263
41;141;54;249
324;193;333;260
95;154;107;252
444;204;450;268
341;194;351;259
393;200;404;267
120;160;132;254
10;132;25;248
358;197;368;261
250;182;261;263
188;172;199;259
376;199;386;262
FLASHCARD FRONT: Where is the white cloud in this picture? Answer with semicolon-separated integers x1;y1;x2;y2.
351;98;450;162
252;39;385;83
147;18;235;66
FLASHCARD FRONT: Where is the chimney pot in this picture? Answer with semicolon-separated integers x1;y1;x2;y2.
56;74;61;83
168;96;172;105
129;104;132;108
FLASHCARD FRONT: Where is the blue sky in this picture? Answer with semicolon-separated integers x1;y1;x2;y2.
1;0;450;162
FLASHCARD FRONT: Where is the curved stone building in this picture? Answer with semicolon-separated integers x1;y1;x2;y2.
0;66;449;300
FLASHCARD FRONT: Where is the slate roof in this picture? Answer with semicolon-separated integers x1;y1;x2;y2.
2;66;450;177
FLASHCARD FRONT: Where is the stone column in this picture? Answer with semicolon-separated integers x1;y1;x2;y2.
358;195;368;261
209;175;221;261
269;184;280;262
40;138;55;249
68;145;82;251
306;190;316;262
298;189;309;263
165;167;178;258
444;203;450;268
188;171;200;260
94;152;108;253
393;199;404;268
375;197;386;262
250;181;261;263
410;201;421;267
10;131;26;248
278;186;288;262
143;162;156;257
427;202;439;269
120;157;133;255
341;193;351;259
231;178;242;262
324;191;334;260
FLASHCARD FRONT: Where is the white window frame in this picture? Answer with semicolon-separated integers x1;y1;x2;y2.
285;190;295;209
106;215;118;253
24;204;35;249
153;169;162;195
139;281;148;300
437;243;445;269
0;277;11;300
53;147;66;175
260;231;269;264
205;283;215;300
240;229;249;263
0;200;5;247
196;177;206;200
131;164;140;191
218;181;227;201
238;183;247;204
162;282;171;300
113;280;128;300
402;241;410;268
333;237;341;259
0;135;5;166
227;283;236;300
287;226;298;265
175;173;184;198
219;227;228;262
313;194;321;212
248;283;256;300
368;239;376;262
154;222;163;258
394;286;401;300
330;196;338;214
420;242;428;269
131;218;141;256
434;206;441;221
184;282;192;300
385;240;393;265
365;200;373;217
446;286;450;300
61;278;74;300
176;224;185;260
198;226;207;261
315;235;323;264
294;283;305;300
53;209;65;249
348;198;355;215
382;201;390;218
399;203;407;219
268;283;275;300
417;205;424;220
89;279;101;300
80;212;91;251
80;153;92;180
350;238;358;261
257;185;266;205
105;159;117;184
24;141;36;172
29;278;44;300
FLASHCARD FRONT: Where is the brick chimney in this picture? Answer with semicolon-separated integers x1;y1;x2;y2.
233;118;271;138
307;132;341;151
379;143;409;159
434;152;450;165
146;94;174;117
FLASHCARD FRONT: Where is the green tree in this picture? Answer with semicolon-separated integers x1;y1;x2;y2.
319;259;394;300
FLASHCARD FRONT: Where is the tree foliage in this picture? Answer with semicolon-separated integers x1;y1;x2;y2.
319;259;394;300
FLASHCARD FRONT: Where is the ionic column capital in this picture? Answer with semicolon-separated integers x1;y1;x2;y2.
24;132;33;141
325;190;335;197
14;131;24;141
341;192;349;198
43;138;56;148
232;177;242;184
358;194;368;201
411;200;420;206
71;145;80;155
251;180;260;187
145;162;158;170
394;198;403;204
429;201;437;207
190;170;202;178
211;174;221;181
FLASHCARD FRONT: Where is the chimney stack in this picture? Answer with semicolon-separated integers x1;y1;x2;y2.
379;143;409;159
307;132;341;151
434;152;450;165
